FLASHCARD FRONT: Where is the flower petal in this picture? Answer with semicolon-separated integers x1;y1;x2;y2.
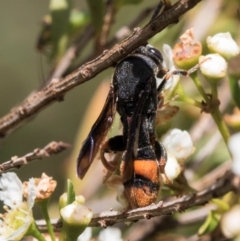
162;129;195;163
0;173;22;208
162;153;181;182
199;54;227;82
207;32;240;59
27;178;36;209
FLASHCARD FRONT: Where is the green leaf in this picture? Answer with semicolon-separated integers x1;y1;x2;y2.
211;198;230;213
229;76;240;108
67;179;75;204
198;211;220;236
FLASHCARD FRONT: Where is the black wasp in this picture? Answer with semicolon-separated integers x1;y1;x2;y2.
77;44;182;208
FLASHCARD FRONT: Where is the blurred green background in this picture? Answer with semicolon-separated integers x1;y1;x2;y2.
0;0;239;221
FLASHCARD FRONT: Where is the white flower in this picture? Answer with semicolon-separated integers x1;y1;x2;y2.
77;227;92;241
228;133;240;176
221;205;240;238
157;44;180;91
161;153;181;183
207;32;240;60
199;54;227;82
60;201;93;226
162;129;195;164
60;201;93;241
0;172;22;208
0;173;36;241
98;227;123;241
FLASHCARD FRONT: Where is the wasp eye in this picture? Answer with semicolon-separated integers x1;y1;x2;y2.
148;47;163;62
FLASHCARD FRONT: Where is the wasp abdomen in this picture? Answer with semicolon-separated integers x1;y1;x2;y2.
121;159;160;208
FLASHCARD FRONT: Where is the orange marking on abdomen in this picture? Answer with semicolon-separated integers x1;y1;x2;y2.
133;159;159;183
125;186;158;208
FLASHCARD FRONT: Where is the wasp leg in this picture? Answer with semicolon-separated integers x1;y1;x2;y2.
100;135;125;173
158;64;206;93
155;141;171;184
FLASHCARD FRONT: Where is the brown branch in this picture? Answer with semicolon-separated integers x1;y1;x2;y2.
0;0;203;139
37;169;239;231
78;5;155;68
50;5;156;80
125;204;213;241
49;24;94;80
0;141;71;173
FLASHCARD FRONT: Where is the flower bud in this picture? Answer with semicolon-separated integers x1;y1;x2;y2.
162;129;195;164
173;28;202;70
207;32;240;60
60;201;93;241
23;173;56;202
228;132;240;176
199;54;227;84
161;153;181;183
221;205;240;238
60;201;92;226
59;193;68;210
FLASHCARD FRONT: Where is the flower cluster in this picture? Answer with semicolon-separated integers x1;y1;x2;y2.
161;129;195;183
167;29;240;239
172;29;239;83
0;172;36;241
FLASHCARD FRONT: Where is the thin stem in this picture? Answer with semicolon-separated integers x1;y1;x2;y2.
210;83;218;100
191;72;230;145
38;199;56;241
208;82;230;145
59;231;66;241
27;222;47;241
190;72;209;102
211;108;230;145
179;95;202;108
174;82;202;108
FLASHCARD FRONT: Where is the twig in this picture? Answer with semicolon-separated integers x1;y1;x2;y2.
126;205;211;241
0;0;203;139
49;4;155;81
49;25;94;80
53;5;155;80
97;0;116;52
191;161;232;191
78;5;155;67
37;169;239;230
0;141;71;173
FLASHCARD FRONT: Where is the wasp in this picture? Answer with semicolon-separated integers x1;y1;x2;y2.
77;44;183;208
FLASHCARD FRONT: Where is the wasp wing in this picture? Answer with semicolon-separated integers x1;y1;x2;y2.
77;86;116;179
122;77;154;183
